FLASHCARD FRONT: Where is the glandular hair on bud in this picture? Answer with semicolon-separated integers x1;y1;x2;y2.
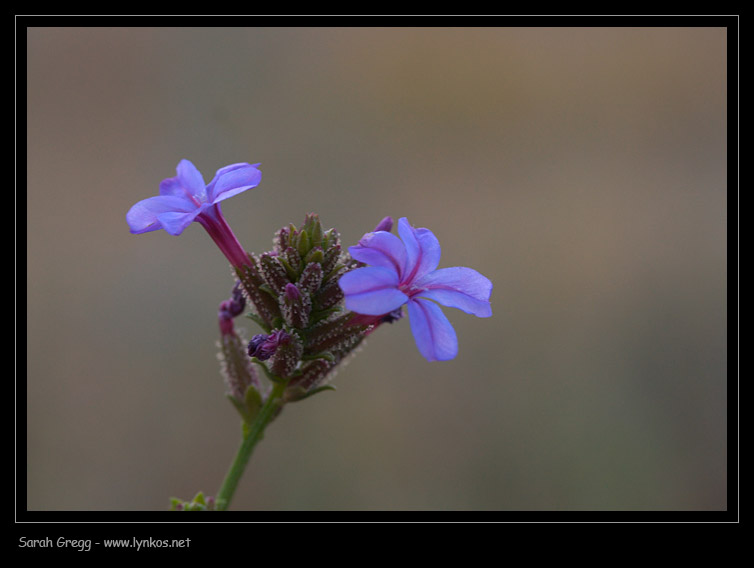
313;274;345;310
235;257;281;328
259;252;291;295
298;262;323;296
285;358;332;400
306;313;367;357
270;331;303;378
320;244;341;277
284;246;302;276
281;283;311;329
274;226;290;254
217;330;261;402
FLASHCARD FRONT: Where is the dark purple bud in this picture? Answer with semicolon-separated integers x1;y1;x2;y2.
247;330;292;361
284;282;301;301
373;216;394;233
227;281;246;317
269;331;303;378
218;301;235;335
248;334;272;360
218;281;247;335
282;283;311;329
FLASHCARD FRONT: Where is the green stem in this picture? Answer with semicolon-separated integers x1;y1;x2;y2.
215;381;287;511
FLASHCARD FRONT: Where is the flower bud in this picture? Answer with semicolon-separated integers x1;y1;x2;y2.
235;256;282;329
248;333;275;360
269;330;303;378
218;281;246;323
218;320;264;425
284;358;333;402
259;252;290;295
298;262;323;296
281;283;311;329
313;272;345;310
373;216;394;233
283;246;302;277
236;214;381;395
274;225;291;254
303;213;324;248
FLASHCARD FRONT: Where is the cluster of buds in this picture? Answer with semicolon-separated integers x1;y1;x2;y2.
218;213;385;422
128;160;493;511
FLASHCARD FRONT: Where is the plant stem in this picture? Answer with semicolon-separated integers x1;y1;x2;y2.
214;381;287;511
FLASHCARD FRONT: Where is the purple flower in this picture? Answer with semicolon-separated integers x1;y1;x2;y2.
338;217;492;361
126;159;261;268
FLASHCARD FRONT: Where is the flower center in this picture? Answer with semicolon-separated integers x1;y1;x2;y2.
187;192;204;208
399;282;424;298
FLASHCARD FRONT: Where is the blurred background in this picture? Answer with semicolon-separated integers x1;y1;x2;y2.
25;26;728;511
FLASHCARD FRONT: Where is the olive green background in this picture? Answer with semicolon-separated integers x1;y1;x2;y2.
26;25;728;511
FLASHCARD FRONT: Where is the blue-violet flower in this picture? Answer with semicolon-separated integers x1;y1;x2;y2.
338;217;492;361
126;159;261;268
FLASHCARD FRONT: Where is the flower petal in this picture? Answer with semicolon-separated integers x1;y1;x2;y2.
397;217;441;283
207;163;262;204
339;266;408;316
158;176;188;198
157;207;205;236
176;159;207;200
414;267;493;317
407;297;458;361
126;195;196;234
348;231;406;278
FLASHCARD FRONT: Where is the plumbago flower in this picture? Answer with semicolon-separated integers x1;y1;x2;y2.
338;217;492;361
126;159;261;268
127;160;492;511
